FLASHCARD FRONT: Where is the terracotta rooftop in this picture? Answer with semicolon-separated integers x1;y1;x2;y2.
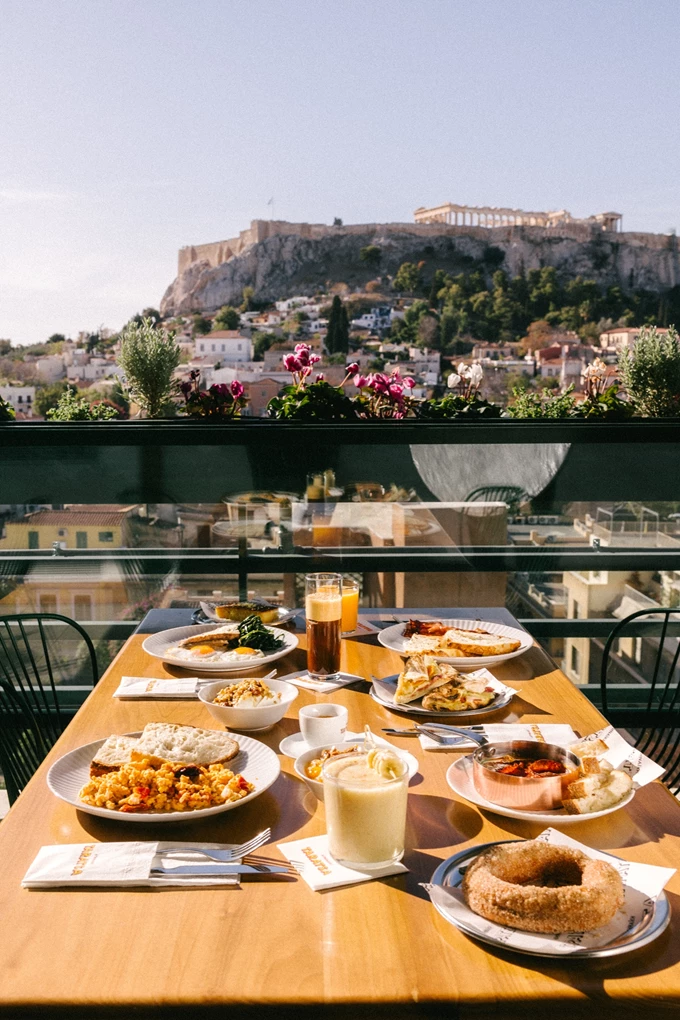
22;511;129;526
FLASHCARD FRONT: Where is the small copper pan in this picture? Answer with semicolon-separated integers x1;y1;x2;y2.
471;739;581;811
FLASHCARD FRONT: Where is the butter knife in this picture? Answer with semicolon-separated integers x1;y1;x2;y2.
151;863;290;876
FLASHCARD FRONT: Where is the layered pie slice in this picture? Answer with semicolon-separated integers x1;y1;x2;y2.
394;655;462;705
421;682;497;712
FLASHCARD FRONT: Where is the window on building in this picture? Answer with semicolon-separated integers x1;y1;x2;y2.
17;395;23;403
211;344;216;352
58;529;67;537
73;595;92;621
28;531;39;549
39;594;57;613
76;532;88;549
570;645;580;676
98;531;114;543
573;601;581;619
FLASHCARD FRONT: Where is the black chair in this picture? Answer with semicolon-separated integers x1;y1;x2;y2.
600;607;680;791
0;613;99;804
464;485;529;516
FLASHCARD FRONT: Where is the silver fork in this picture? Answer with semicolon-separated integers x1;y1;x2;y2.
159;827;271;862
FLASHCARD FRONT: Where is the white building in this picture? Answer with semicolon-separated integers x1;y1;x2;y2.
66;358;122;382
194;331;253;362
599;326;671;352
35;355;66;383
0;385;36;417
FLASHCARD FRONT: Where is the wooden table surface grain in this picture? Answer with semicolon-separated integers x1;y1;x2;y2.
1;618;680;1019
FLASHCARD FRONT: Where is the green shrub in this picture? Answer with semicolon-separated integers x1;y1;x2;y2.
117;318;181;418
46;387;118;421
618;325;680;416
507;386;576;419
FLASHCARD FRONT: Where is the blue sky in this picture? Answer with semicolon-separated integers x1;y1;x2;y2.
1;0;679;344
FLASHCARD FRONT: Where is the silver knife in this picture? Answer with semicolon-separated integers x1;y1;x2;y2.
151;863;290;876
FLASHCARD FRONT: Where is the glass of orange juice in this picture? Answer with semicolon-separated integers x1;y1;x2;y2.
341;577;359;634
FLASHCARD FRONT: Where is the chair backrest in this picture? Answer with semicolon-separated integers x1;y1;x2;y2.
600;607;680;789
0;614;99;804
464;485;529;514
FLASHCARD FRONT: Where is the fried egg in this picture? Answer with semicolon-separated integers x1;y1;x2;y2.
167;644;266;663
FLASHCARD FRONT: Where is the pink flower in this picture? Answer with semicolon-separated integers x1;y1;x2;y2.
315;373;325;381
390;367;402;379
283;354;302;372
393;410;405;419
179;380;192;397
210;384;229;397
403;377;416;389
294;342;312;367
309;353;321;366
230;380;245;399
354;374;369;388
301;365;312;377
346;362;359;375
389;383;405;399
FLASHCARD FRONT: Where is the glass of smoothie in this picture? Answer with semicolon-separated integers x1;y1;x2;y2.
305;573;342;679
322;747;409;869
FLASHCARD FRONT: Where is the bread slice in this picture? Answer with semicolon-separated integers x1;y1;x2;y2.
136;723;239;764
178;625;239;649
566;770;611;799
570;737;610;758
394;655;458;704
563;769;633;814
442;629;522;657
90;734;141;777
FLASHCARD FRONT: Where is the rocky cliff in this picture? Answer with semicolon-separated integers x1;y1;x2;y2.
160;221;680;316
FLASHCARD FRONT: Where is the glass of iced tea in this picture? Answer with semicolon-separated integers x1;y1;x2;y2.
305;572;342;679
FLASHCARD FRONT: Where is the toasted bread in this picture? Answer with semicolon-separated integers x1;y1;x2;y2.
136;723;239;764
563;769;632;814
570;737;610;758
90;735;141;777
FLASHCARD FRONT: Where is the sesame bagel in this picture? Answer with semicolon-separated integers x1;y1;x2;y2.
461;840;624;934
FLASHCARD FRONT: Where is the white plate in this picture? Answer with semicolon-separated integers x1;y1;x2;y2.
47;732;280;823
370;670;514;719
377;618;533;670
279;730;364;758
142;623;298;672
446;756;636;824
199;601;299;626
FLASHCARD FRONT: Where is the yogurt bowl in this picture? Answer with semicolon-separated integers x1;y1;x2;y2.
198;677;298;732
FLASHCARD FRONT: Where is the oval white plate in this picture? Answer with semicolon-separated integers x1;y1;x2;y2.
142;623;298;672
47;732;280;823
446;756;635;824
377;618;532;670
370;673;514;718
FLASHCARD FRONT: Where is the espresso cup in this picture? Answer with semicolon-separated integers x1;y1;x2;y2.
299;703;348;746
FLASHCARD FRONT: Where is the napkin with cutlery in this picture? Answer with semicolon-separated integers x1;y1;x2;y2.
276;834;407;891
418;722;579;751
276;669;366;694
112;676;202;699
22;842;244;889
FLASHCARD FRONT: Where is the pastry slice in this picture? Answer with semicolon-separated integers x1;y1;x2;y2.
393;655;459;705
422;682;496;712
440;628;521;657
177;625;239;649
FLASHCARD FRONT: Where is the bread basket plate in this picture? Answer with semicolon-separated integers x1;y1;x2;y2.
370;672;514;719
446;756;635;824
142;623;298;672
429;841;670;958
47;732;280;823
377;618;532;670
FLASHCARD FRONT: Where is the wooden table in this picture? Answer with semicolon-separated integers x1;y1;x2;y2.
1;611;680;1019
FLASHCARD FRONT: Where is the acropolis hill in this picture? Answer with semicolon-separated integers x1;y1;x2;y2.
160;205;680;316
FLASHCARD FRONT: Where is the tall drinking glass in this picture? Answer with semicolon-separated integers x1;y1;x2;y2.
341;577;359;633
305;573;342;679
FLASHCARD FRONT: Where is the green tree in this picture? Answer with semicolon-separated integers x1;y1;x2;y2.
252;331;276;361
47;333;66;344
240;286;255;312
359;245;382;269
192;314;212;336
326;295;349;354
117;318;181;418
394;261;422;295
213;305;240;330
130;308;161;326
34;382;69;417
619;325;680;416
0;339;12;356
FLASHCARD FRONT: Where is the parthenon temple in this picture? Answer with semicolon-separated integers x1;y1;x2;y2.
414;202;622;232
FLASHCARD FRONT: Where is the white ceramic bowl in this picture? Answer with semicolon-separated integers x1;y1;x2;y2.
198;678;298;732
294;739;419;802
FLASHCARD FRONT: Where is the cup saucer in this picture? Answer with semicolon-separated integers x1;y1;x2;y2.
279;730;363;758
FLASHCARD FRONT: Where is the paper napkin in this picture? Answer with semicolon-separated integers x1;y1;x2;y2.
419;722;578;751
22;842;242;889
276;834;407;891
276;669;366;694
425;827;675;955
112;676;201;699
